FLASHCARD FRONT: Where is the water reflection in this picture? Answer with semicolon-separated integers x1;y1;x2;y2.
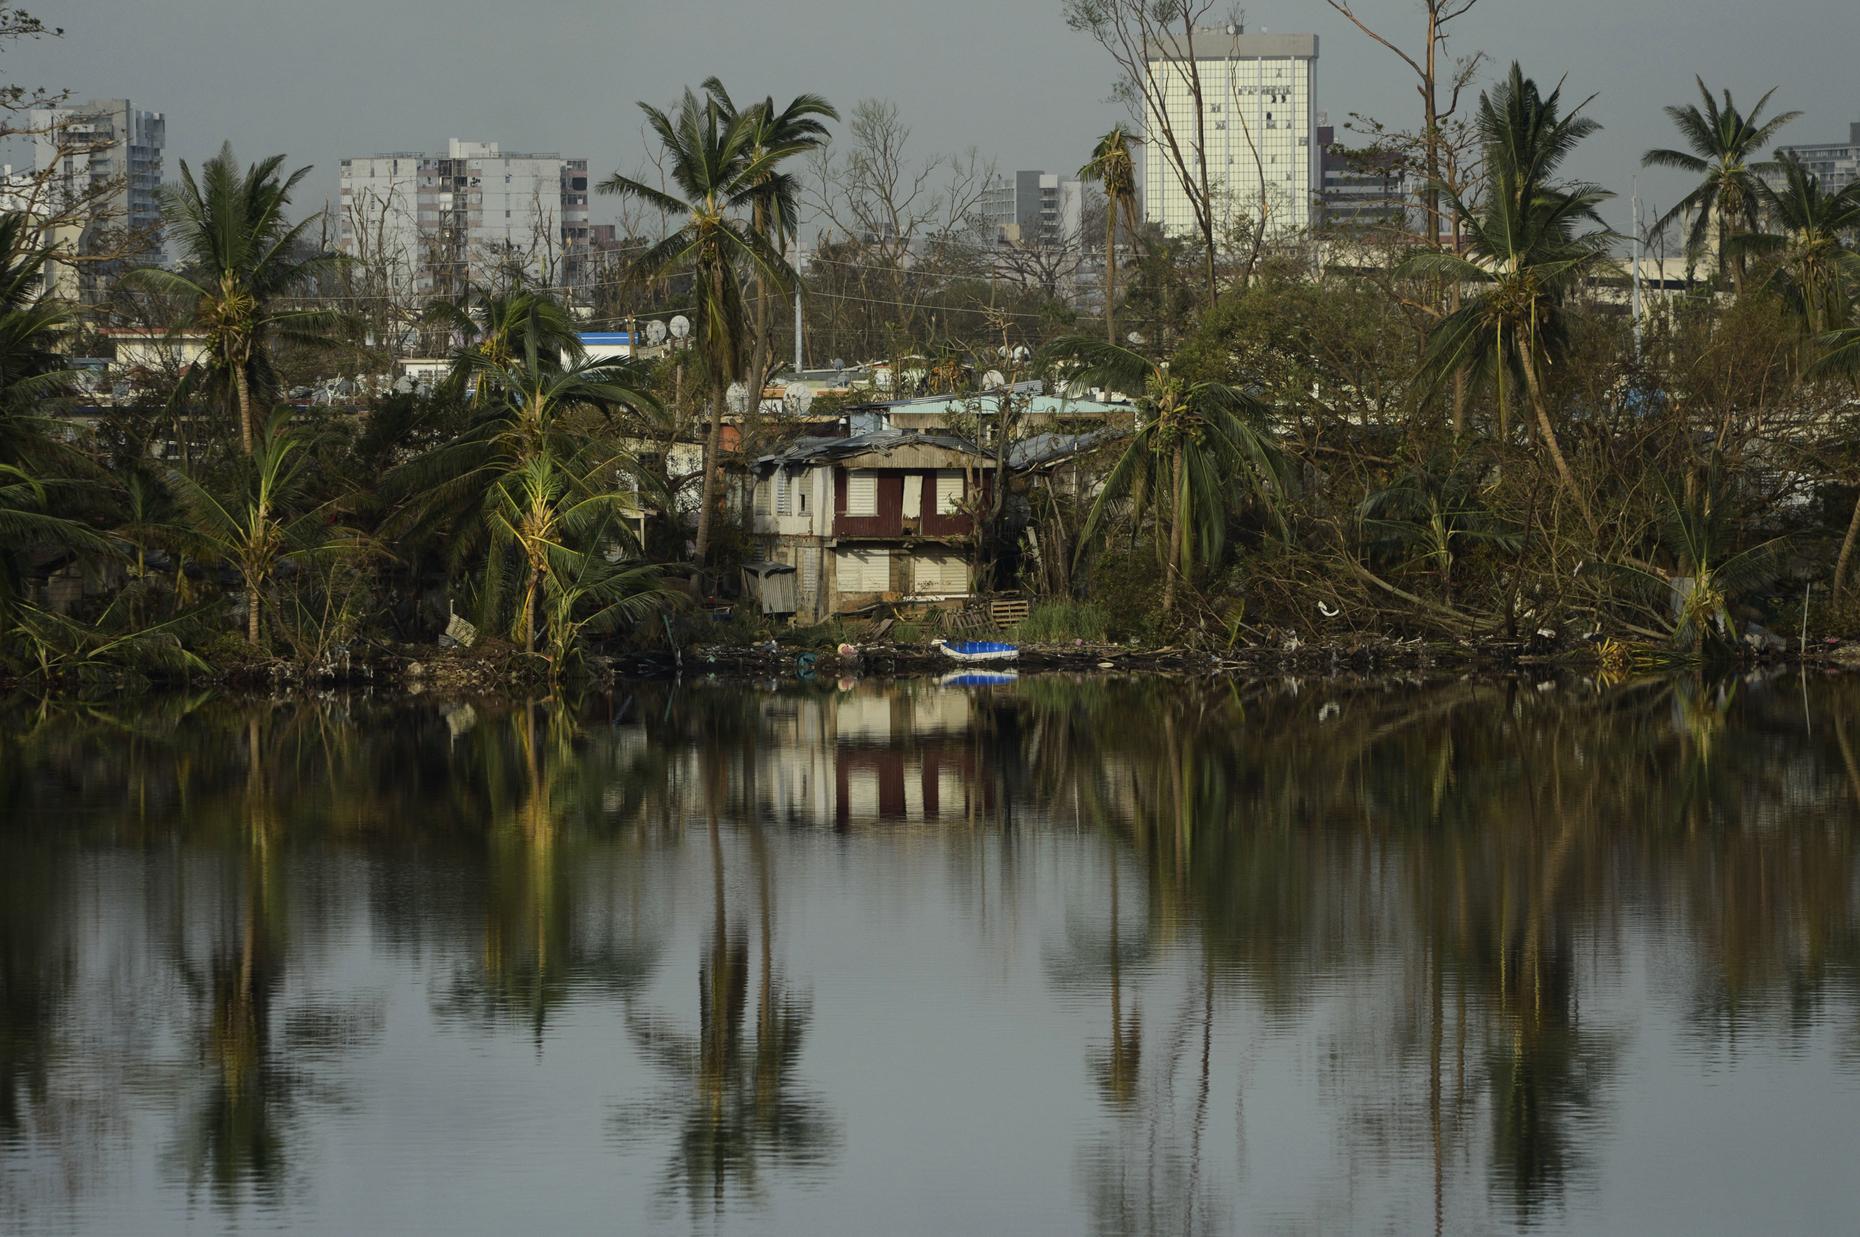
2;673;1859;1233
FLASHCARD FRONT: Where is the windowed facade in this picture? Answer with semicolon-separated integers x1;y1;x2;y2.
1144;31;1318;239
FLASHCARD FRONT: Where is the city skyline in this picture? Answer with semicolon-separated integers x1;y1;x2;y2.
18;0;1858;241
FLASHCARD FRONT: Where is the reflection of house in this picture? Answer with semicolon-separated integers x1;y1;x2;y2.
751;431;995;621
754;685;992;829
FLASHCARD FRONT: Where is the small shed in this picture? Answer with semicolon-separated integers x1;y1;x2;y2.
741;560;799;617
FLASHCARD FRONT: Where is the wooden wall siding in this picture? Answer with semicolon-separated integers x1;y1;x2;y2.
833;467;988;538
920;471;987;537
833;468;907;537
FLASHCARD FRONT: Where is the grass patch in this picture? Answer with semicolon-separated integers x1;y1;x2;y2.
1014;600;1111;644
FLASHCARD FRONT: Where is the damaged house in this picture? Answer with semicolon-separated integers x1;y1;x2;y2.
750;430;994;621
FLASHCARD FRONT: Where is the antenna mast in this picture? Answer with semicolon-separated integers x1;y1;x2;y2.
1631;179;1643;360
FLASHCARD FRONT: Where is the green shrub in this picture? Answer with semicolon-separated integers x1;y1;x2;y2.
1083;547;1164;642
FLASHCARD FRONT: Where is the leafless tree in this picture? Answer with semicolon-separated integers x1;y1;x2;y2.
1321;0;1484;251
804;99;996;356
1064;0;1223;301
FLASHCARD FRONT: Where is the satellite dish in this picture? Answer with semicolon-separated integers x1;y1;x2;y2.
668;314;691;340
982;369;1006;389
785;384;815;415
646;318;668;345
830;357;844;371
875;365;893;391
1010;345;1031;363
1126;331;1145;346
726;381;749;414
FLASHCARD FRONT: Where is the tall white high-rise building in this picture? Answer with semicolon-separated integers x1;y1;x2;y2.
337;140;591;301
1142;30;1318;240
28;98;166;298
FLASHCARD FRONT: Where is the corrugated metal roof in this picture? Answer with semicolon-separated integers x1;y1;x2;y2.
755;429;986;469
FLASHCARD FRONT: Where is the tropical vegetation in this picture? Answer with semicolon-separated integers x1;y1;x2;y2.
9;49;1860;693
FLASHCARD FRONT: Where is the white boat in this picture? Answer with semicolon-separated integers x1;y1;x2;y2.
931;638;1019;663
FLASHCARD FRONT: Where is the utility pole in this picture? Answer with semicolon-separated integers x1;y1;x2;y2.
1631;179;1644;361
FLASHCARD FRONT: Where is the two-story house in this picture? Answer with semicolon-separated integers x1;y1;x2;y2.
750;430;995;621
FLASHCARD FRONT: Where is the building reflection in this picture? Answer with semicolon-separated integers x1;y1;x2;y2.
736;682;1001;829
2;675;1860;1233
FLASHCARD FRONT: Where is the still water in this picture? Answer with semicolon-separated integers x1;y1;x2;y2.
2;674;1858;1235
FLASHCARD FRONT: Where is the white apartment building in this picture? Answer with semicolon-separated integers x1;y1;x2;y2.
337;140;591;300
1772;122;1860;194
27;98;165;299
1143;30;1318;240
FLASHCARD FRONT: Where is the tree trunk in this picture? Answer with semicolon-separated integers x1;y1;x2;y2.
1104;202;1119;344
743;219;773;515
694;384;726;563
234;362;255;456
246;580;261;647
1517;346;1597;535
1162;445;1185;614
523;566;542;654
1834;483;1860;596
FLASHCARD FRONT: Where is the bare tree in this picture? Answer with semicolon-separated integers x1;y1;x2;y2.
1321;0;1484;251
1065;0;1222;301
805;99;996;357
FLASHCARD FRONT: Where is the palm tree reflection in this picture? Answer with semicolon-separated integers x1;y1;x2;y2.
612;809;837;1216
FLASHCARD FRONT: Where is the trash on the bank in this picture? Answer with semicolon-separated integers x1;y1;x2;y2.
440;607;478;649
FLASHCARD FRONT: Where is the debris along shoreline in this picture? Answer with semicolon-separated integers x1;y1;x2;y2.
663;633;1832;682
12;628;1860;700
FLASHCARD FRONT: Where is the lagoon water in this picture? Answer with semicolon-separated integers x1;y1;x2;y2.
3;674;1859;1235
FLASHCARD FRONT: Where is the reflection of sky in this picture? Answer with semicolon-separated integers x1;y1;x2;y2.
4;684;1860;1235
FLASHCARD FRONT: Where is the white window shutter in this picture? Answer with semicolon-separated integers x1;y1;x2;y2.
935;470;964;515
912;552;969;595
836;548;890;593
846;471;878;516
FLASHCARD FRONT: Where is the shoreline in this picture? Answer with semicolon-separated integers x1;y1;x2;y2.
11;632;1857;699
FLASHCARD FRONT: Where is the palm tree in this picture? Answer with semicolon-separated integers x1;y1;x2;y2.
1401;64;1615;532
0;213;82;474
384;325;658;633
422;284;585;405
1609;471;1788;654
1046;337;1289;614
0;213;110;640
1642;79;1799;290
164;415;363;647
0;465;116;641
126;144;344;456
600;88;797;564
1807;321;1860;595
487;451;668;662
1735;154;1860;337
702;79;837;470
1079;126;1142;344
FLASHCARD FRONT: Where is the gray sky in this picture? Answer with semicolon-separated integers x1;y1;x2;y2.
18;0;1860;238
